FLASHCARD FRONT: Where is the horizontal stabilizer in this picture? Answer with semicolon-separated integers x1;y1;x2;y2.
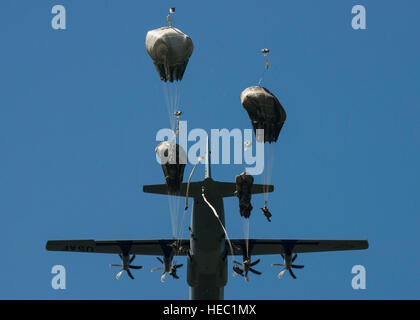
214;182;274;197
143;181;274;198
143;182;203;197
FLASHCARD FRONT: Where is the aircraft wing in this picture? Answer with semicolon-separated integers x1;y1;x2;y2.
229;239;369;255
46;239;190;256
47;239;368;256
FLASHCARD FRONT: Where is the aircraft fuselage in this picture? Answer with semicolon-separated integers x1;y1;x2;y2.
187;178;228;300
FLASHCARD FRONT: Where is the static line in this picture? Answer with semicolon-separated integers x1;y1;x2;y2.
174;156;204;256
201;190;235;258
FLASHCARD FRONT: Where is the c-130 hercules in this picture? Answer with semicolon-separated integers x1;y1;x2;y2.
46;144;368;300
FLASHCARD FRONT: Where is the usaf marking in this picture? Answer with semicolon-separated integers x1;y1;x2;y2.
64;245;94;252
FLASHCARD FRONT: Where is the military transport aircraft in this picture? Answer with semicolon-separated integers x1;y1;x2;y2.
46;149;368;300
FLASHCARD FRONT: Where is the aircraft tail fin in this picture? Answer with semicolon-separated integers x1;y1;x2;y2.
205;136;211;180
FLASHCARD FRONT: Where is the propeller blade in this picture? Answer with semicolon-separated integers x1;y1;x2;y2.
174;264;183;269
289;269;297;279
233;260;242;265
129;254;136;263
110;264;122;267
157;257;164;264
151;267;162;272
250;259;261;267
292;254;297;262
291;264;304;269
116;270;124;280
118;253;123;259
278;269;286;279
127;269;135;280
161;272;167;283
271;263;284;267
129;265;143;270
249;268;262;275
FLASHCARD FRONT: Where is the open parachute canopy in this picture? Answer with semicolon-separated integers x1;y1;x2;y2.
146;27;194;82
240;86;286;143
155;141;187;194
235;172;254;219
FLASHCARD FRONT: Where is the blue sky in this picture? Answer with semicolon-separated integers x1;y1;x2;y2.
0;0;419;299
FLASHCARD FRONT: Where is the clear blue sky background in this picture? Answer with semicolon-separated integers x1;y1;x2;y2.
0;0;419;299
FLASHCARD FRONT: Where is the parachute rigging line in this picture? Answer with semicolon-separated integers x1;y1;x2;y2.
173;155;204;261
258;48;270;85
201;189;235;258
185;155;204;211
262;144;276;203
242;217;250;258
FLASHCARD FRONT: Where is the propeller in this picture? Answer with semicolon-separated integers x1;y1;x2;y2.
233;257;262;282
110;254;143;280
151;257;183;282
272;253;304;279
169;264;183;280
151;257;164;272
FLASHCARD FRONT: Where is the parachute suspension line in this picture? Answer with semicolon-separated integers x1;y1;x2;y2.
170;83;177;130
178;83;181;107
173;82;179;124
201;189;235;258
258;69;267;86
162;83;176;131
162;82;183;132
162;82;170;119
263;144;276;203
175;82;181;117
258;48;270;86
173;155;204;260
242;218;250;258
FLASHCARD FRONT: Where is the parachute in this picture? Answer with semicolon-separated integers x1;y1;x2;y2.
235;172;254;219
145;27;194;83
146;24;194;130
240;86;286;143
155;141;187;239
240;85;286;206
147;9;193;241
155;141;187;194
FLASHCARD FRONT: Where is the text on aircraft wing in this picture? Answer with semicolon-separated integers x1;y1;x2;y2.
229;239;369;255
46;239;190;256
